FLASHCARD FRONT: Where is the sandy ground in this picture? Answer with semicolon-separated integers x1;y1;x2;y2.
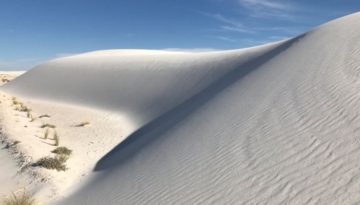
0;144;19;196
0;72;133;203
0;72;38;201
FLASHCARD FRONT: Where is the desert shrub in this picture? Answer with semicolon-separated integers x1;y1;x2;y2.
12;97;20;106
32;156;66;171
52;147;72;156
2;78;10;83
57;154;70;162
18;105;31;112
2;190;35;205
12;141;20;146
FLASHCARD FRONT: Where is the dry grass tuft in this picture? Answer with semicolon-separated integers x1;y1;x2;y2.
38;114;50;118
2;190;36;205
29;114;36;122
32;156;66;171
40;123;56;129
53;131;59;146
26;111;32;118
12;97;20;106
12;141;21;146
18;105;31;112
44;128;49;139
13;101;31;113
2;78;10;83
74;121;90;127
57;154;70;163
52;147;72;155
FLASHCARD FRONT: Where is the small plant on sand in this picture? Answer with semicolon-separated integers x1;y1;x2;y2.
38;114;50;118
40;123;56;129
52;147;72;156
12;97;20;106
2;189;36;205
2;78;10;83
33;145;71;171
57;153;70;163
44;128;49;139
29;114;36;122
18;105;31;112
53;131;59;146
32;156;67;171
12;141;21;146
74;121;90;127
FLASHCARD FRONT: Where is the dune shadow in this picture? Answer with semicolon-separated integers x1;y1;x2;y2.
94;34;305;171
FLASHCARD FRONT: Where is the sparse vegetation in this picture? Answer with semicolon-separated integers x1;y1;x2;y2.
2;78;10;83
13;103;22;109
74;121;90;127
32;156;67;171
12;97;20;106
38;114;50;118
44;128;49;139
29;114;36;122
53;131;59;146
2;190;36;205
12;98;31;114
40;123;56;129
42;128;59;146
57;153;70;162
12;141;20;146
4;141;21;149
10;97;37;122
17;105;31;112
52;147;72;155
33;145;71;171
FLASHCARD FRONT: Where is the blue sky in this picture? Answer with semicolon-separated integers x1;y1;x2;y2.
0;0;359;70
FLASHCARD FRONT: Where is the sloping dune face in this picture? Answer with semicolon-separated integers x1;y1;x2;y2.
2;45;283;126
4;12;360;204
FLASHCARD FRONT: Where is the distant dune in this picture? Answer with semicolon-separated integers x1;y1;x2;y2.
2;12;360;205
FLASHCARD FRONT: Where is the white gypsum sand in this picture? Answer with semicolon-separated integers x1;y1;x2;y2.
0;144;18;196
1;12;360;205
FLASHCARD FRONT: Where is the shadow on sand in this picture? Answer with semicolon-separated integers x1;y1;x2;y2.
94;34;306;171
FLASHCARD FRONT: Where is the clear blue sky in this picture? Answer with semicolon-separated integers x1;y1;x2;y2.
0;0;359;70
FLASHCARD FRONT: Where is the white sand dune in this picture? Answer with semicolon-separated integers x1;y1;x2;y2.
2;12;360;204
